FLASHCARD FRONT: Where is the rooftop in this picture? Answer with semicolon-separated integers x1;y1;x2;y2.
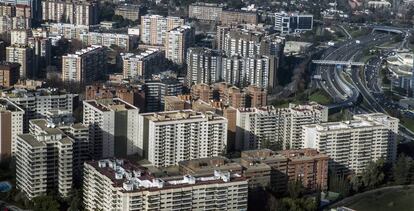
85;98;138;112
142;110;225;123
87;159;245;193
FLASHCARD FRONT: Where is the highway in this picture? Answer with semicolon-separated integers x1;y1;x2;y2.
314;29;414;140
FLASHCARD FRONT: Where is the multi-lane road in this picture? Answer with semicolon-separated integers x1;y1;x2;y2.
314;29;414;140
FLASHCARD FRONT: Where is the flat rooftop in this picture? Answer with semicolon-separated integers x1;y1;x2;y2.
142;110;225;122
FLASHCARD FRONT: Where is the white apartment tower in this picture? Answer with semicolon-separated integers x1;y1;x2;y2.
165;25;194;64
236;103;328;150
83;159;248;211
140;15;184;46
6;45;33;78
138;110;228;167
16;120;74;200
121;49;163;78
302;113;398;174
62;45;106;83
83;98;140;159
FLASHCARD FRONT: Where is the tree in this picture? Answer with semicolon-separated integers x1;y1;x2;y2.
287;180;304;199
350;175;363;193
393;154;412;185
32;195;60;211
361;159;385;190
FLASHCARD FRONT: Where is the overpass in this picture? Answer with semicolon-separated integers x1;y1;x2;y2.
312;60;365;66
372;27;404;34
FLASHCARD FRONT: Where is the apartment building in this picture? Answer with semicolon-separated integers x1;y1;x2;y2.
144;77;183;112
6;45;33;78
83;159;248;211
121;49;164;78
353;113;399;162
0;62;20;87
188;2;224;21
138;110;227;167
0;16;30;33
28;36;52;77
83;98;140;159
220;10;258;25
165;25;194;64
140;15;184;46
186;47;224;86
114;4;142;21
41;0;98;25
236;103;328;150
2;87;78;132
187;46;281;89
0;98;24;160
241;149;328;192
85;84;146;110
79;32;136;51
62;45;106;83
16;120;73;200
303;113;399;174
274;12;313;35
44;23;90;39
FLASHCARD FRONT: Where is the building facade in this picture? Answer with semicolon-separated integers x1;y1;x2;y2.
140;15;184;46
138;110;228;167
62;45;106;83
83;159;248;211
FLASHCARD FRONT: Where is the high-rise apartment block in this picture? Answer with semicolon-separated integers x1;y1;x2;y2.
186;47;224;86
62;45;106;83
188;3;224;21
83;98;140;159
2;88;78;131
274;12;313;35
165;25;194;64
191;82;267;108
303;113;399;174
0;62;20;87
83;159;248;211
0;98;24;161
144;77;183;112
44;23;90;39
121;49;164;79
16;119;74;200
41;0;98;25
240;149;328;192
114;4;142;21
6;45;33;78
79;32;136;51
85;84;146;110
220;10;258;25
138;110;227;167
140;15;184;46
236;103;328;150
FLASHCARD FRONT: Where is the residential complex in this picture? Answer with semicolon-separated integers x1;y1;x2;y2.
83;98;140;159
2;88;78;131
121;49;164;78
140;15;184;46
6;45;33;78
302;114;399;174
79;32;136;51
114;4;142;21
188;3;224;21
165;25;194;64
61;45;106;83
0;62;20;87
236;102;328;150
83;159;248;211
16;119;74;200
0;98;24;160
138;110;227;167
144;77;183;112
274;12;313;35
41;0;98;26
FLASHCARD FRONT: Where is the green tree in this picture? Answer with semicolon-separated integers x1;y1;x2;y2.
287;180;304;199
328;172;350;197
32;195;60;211
361;159;385;190
392;154;412;185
